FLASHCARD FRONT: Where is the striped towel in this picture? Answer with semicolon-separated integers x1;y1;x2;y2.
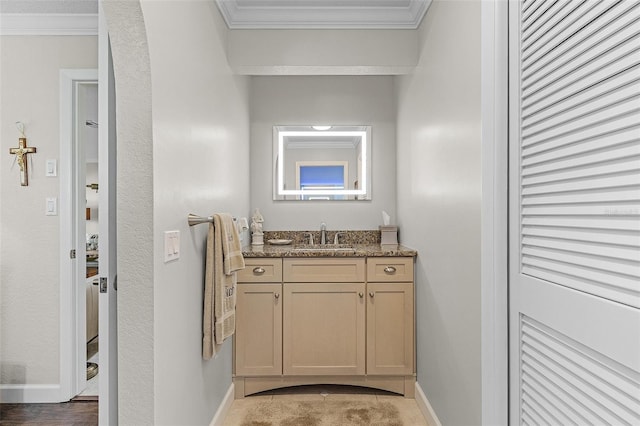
202;213;245;360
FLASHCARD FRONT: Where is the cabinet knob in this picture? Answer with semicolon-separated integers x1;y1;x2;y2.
369;292;375;298
274;293;280;299
253;266;266;275
383;266;397;274
359;292;364;298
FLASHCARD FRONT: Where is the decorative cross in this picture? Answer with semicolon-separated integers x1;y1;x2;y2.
9;137;37;186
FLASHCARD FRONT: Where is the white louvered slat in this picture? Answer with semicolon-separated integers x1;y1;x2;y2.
522;49;640;116
522;0;575;47
522;1;636;76
523;246;639;278
523;84;640;139
521;376;580;425
522;358;614;424
522;141;640;177
523;154;640;185
522;186;640;205
522;0;607;61
522;235;639;262
522;225;640;246
523;29;640;109
524;321;640;408
520;317;640;424
521;126;639;167
523;3;640;96
521;0;537;16
521;0;556;33
522;64;640;126
522;96;640;147
522;203;639;216
522;173;639;195
522;216;640;232
523;349;630;424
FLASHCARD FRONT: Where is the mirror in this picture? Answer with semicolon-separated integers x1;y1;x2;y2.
273;125;372;201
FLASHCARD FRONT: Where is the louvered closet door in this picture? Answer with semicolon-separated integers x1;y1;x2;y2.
509;1;640;424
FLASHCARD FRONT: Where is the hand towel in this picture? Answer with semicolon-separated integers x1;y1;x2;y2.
218;213;245;274
203;214;244;359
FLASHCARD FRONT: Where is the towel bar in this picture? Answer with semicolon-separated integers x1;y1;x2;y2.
188;214;214;226
188;213;238;227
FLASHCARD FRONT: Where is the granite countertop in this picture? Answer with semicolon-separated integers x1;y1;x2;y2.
242;243;417;258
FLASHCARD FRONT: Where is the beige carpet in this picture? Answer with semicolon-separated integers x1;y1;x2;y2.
239;399;403;426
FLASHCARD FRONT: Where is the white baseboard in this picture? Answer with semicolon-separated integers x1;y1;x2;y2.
415;382;442;426
209;383;235;426
0;384;64;403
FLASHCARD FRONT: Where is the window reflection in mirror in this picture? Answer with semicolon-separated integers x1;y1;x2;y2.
273;126;372;201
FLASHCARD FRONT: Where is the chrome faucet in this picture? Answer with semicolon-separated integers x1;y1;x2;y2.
304;232;314;245
334;232;344;245
320;222;327;244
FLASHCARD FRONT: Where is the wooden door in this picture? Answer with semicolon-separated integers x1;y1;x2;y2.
509;1;640;423
235;283;282;376
366;282;414;375
283;282;365;375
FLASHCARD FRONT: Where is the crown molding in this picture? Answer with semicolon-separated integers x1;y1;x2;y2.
216;0;431;29
0;13;98;35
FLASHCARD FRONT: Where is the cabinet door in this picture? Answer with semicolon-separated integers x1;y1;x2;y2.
235;283;282;376
367;282;414;375
283;283;365;375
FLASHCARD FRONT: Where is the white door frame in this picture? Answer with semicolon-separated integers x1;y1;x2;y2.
480;0;509;424
59;69;99;400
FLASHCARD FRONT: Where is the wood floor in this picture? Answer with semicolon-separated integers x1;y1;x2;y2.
0;401;97;425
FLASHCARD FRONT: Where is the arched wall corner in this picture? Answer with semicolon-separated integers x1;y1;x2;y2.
100;2;155;424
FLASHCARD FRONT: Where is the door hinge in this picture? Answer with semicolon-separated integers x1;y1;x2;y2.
100;277;108;293
70;249;76;259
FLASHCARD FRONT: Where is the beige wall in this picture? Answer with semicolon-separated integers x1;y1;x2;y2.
0;35;97;388
250;75;397;231
228;28;418;75
104;0;250;424
396;1;482;424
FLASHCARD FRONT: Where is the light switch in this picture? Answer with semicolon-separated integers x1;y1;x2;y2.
164;230;180;262
46;159;57;177
46;197;57;216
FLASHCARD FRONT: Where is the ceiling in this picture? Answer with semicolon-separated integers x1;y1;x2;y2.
0;0;430;30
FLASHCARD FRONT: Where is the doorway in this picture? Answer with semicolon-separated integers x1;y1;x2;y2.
59;71;100;401
77;81;100;398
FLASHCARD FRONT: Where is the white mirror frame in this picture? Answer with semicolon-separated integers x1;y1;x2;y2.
273;126;372;201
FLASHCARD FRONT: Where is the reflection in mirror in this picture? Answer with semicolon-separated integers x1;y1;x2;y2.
273;126;372;201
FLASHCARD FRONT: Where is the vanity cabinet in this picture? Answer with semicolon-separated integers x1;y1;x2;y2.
283;258;366;376
234;254;415;398
235;258;283;376
366;257;414;375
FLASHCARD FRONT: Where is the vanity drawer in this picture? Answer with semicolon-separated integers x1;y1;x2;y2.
238;258;283;283
367;257;414;282
284;258;365;283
